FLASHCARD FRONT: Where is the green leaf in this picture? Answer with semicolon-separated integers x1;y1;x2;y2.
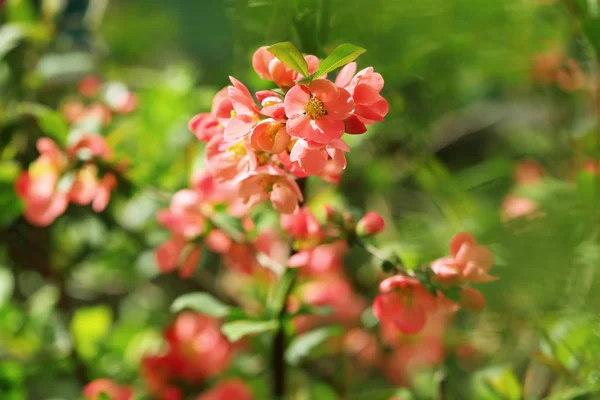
299;43;366;83
0;162;24;228
472;366;522;400
285;325;343;366
267;42;309;78
19;103;69;142
221;319;279;342
70;306;113;360
0;24;26;59
170;292;232;318
210;213;245;243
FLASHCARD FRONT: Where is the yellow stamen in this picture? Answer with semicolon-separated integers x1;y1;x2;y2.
226;141;246;160
304;97;327;120
266;122;285;142
230;110;237;119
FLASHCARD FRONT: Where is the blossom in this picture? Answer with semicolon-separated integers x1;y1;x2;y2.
288;138;349;176
373;275;438;334
431;232;496;286
280;206;323;242
189;87;229;142
155;236;202;278
78;76;102;98
287;241;347;272
356;211;385;236
205;135;257;182
238;165;303;214
284;79;354;144
83;379;133;400
249;119;291;154
336;62;389;132
195;380;253;400
223;77;261;142
142;312;236;398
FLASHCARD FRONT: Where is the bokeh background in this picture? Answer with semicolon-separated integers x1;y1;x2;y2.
2;0;600;399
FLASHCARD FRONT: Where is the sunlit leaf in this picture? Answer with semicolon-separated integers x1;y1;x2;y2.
221;319;278;342
285;325;343;366
267;42;309;78
298;43;366;83
171;292;232;318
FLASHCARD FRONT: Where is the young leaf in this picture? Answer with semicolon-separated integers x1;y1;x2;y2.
268;267;298;317
267;42;309;78
221;319;279;342
285;325;344;366
171;292;232;318
299;43;366;84
19;103;69;142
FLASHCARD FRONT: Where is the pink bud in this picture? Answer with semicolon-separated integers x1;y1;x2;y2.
459;287;486;311
356;211;385;236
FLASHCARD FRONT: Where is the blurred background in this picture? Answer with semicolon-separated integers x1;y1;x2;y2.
2;0;600;399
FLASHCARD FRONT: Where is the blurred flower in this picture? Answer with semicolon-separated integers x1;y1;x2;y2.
431;232;496;286
238;165;303;214
78;75;103;98
373;275;438;334
83;379;133;400
356;211;385;236
143;312;236;398
195;379;253;400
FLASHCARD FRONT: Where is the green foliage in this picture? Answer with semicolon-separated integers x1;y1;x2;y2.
298;43;366;83
70;306;113;360
267;41;310;78
221;319;279;342
171;292;233;318
285;325;343;366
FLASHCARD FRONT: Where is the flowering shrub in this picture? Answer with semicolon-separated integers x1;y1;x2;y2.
4;1;600;399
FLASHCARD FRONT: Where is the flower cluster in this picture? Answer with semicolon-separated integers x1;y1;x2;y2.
15;135;122;226
141;312;239;400
83;312;252;400
374;232;495;335
188;46;388;214
62;76;137;127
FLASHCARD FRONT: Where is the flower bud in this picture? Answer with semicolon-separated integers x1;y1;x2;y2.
356;211;385;236
459;287;486;311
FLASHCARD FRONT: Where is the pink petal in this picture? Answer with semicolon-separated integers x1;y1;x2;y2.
224;114;256;141
335;62;357;88
284;85;310;117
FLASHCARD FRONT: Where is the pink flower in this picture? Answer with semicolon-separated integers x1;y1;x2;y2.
280;206;323;241
15;138;69;226
155;236;202;278
459;286;486;311
158;189;208;239
501;194;539;221
513;159;544;185
205;135;257;182
83;379;133;400
252;46;319;88
238;165;303;214
288;241;347;273
189;87;230;142
289;138;349;176
431;232;496;286
195;380;253;400
143;313;236;399
249;119;291;154
336;62;389;132
284;79;354;145
78;76;102;98
373;275;437;334
356;211;385;235
223;77;261;142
